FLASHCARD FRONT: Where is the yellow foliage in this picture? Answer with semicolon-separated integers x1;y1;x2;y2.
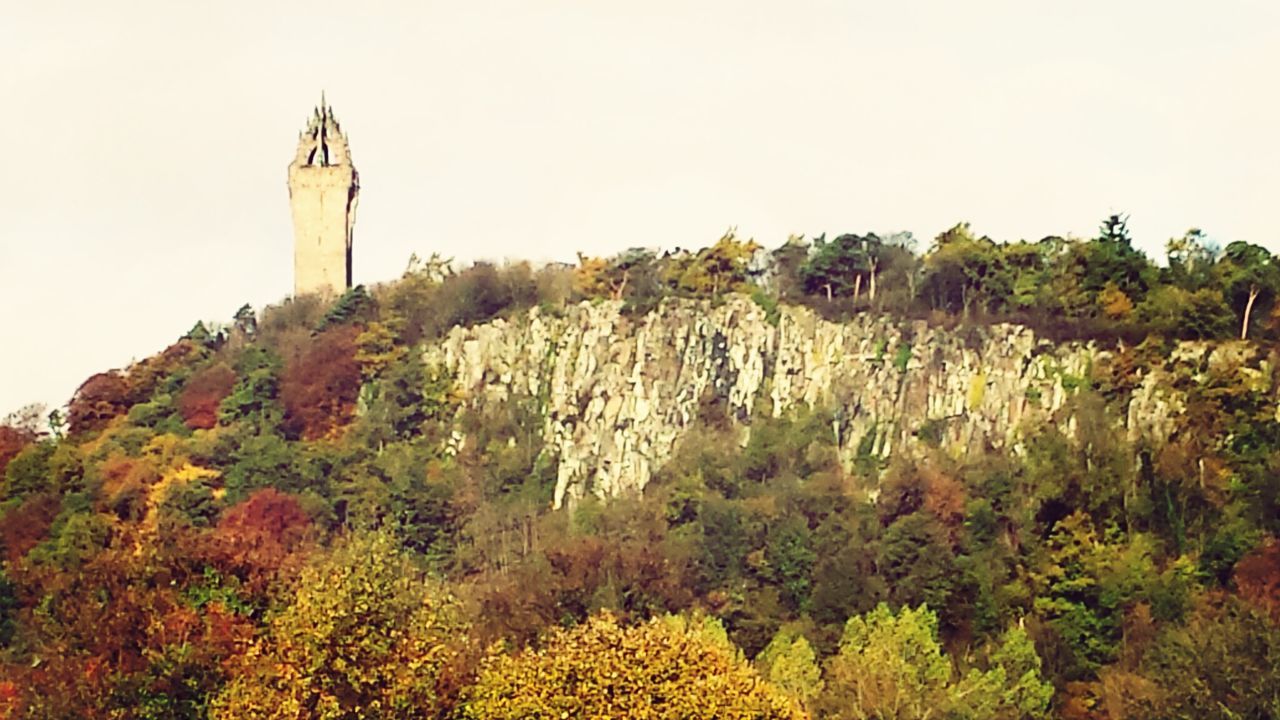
1098;282;1134;320
667;230;762;296
573;253;613;298
211;531;465;719
460;611;806;719
355;319;407;381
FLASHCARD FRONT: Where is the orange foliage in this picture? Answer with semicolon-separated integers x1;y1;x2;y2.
1234;537;1280;622
0;426;34;477
177;362;236;430
920;465;967;534
10;546;255;717
95;453;161;522
0;679;21;720
0;493;60;562
66;372;133;436
203;489;315;595
1098;283;1134;320
280;325;363;440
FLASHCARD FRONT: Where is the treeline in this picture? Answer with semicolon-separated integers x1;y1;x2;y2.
0;218;1278;717
350;214;1278;346
571;216;1279;344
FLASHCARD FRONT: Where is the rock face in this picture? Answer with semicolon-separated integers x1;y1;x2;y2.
424;296;1257;509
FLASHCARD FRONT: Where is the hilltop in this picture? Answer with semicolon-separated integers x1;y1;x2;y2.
2;219;1280;718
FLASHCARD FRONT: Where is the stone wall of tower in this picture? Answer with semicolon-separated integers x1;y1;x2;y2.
288;101;358;297
290;163;357;296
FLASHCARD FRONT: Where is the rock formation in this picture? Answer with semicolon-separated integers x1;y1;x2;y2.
425;296;1267;509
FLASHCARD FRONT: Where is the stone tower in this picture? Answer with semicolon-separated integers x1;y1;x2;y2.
289;96;359;297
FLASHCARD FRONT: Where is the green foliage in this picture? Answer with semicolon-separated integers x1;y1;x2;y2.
765;516;816;611
356;353;454;447
953;626;1055;720
28;507;111;571
756;625;823;711
0;567;16;646
1141;597;1280;720
893;342;912;372
751;287;782;326
821;604;1052;720
218;346;284;432
820;603;953;720
2;440;54;499
1084;214;1154;301
800;232;882;299
316;284;377;331
10;222;1280;716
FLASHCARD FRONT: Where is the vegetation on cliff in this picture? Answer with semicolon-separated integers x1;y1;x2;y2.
2;216;1280;718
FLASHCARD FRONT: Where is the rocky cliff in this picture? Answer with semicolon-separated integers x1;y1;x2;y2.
424;296;1264;509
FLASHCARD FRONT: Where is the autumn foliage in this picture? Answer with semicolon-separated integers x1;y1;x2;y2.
202;488;314;596
462;612;804;720
0;427;33;477
11;225;1280;716
280;325;362;440
66;372;133;435
178;361;236;430
1234;537;1280;622
0;492;60;562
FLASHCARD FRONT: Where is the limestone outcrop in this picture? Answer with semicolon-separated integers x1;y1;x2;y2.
423;296;1264;508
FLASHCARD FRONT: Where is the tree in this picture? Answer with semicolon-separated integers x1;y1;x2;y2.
1217;240;1280;340
0;426;36;479
1165;228;1218;291
66;371;133;436
1083;214;1154;303
666;229;761;296
461;611;803;719
921;223;1009;316
1141;595;1280;720
1233;537;1280;622
233;303;258;338
574;248;658;302
819;603;952;720
765;515;816;611
819;604;1052;720
201;488;316;597
211;530;465;719
800;233;884;302
178;362;237;430
316;284;377;331
218;346;284;433
280;326;363;440
953;626;1054;720
756;625;823;713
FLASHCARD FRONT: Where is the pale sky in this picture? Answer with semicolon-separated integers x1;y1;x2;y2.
2;1;1278;418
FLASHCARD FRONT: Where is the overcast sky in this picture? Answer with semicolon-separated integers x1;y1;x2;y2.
2;0;1278;417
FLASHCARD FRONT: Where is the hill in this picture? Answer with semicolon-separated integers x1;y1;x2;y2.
2;222;1280;718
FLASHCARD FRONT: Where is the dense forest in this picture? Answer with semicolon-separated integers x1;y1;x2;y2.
2;216;1280;718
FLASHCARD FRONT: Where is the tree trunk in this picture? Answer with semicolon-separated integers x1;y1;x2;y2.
1242;285;1259;340
853;274;862;304
824;283;833;302
868;259;878;302
611;270;629;300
